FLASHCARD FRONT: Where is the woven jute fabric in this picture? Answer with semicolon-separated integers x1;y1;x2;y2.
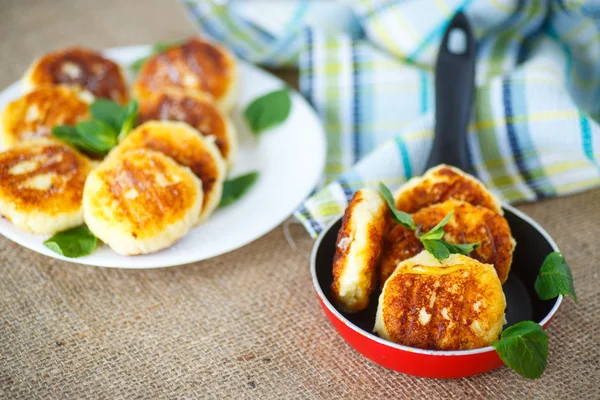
0;1;598;398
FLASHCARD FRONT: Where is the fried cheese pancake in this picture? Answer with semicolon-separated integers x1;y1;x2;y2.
83;149;202;255
23;47;128;104
331;189;388;313
0;140;93;234
1;86;89;148
133;38;237;112
394;165;503;214
110;121;225;223
380;199;514;286
138;90;237;166
374;251;506;350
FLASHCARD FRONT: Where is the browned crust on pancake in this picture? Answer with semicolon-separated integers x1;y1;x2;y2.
395;165;502;214
331;189;388;313
380;256;505;350
380;200;514;286
133;38;234;102
90;149;199;240
0;141;92;215
112;122;220;213
1;86;89;147
138;90;231;160
26;47;128;104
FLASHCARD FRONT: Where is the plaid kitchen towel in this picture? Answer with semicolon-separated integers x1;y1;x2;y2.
182;0;600;237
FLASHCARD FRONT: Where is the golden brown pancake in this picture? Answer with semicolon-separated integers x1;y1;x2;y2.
109;121;225;223
331;188;388;313
138;90;237;166
394;165;503;214
374;251;506;350
23;47;128;104
133;38;237;111
380;199;515;286
83;148;203;255
1;86;89;148
0;140;93;234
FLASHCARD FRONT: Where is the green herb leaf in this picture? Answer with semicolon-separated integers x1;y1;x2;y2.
492;321;548;379
153;41;180;53
118;100;139;141
535;252;577;303
75;120;118;154
440;240;480;255
219;171;259;207
377;182;415;230
54;99;138;154
129;41;182;72
52;122;117;155
90;99;124;131
422;239;450;260
43;225;98;258
244;89;291;135
418;211;453;241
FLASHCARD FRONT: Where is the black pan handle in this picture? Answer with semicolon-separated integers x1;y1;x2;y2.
426;11;476;173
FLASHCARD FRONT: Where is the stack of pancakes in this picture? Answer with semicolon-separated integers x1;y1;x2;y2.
0;38;239;255
331;165;515;350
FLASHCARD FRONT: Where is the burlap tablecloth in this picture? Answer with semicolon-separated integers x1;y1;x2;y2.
0;1;598;398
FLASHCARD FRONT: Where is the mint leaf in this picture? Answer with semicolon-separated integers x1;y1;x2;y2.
244;89;291;135
118;100;139;141
535;252;577;303
422;239;450;260
492;321;548;379
43;225;98;258
220;172;259;207
153;41;181;53
418;211;453;241
377;182;415;230
54;99;137;154
52;122;117;155
441;240;480;255
74;120;118;154
51;125;84;147
90;99;124;131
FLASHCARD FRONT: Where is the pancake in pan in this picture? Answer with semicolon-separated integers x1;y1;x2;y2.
110;121;226;223
331;188;388;313
380;199;515;287
0;140;93;234
132;38;237;112
138;90;237;166
374;251;506;350
1;86;89;148
83;148;202;255
23;47;128;104
394;165;503;214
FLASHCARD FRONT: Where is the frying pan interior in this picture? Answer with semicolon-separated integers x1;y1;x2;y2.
314;206;560;336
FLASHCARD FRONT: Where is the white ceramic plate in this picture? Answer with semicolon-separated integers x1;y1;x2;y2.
0;45;326;268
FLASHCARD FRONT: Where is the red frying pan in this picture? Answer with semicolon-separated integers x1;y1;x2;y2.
310;12;562;378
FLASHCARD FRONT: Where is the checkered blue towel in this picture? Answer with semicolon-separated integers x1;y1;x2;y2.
182;0;600;237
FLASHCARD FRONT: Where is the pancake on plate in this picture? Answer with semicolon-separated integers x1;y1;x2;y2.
331;188;388;313
138;90;237;166
374;251;506;350
0;140;93;234
83;148;202;255
380;199;515;286
394;165;503;214
109;121;225;223
23;46;128;104
133;37;237;112
1;86;89;148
